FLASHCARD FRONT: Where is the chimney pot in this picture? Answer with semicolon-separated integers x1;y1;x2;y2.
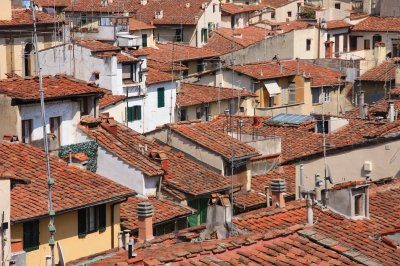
136;202;154;242
388;100;395;122
306;195;314;226
270;179;286;208
359;91;366;119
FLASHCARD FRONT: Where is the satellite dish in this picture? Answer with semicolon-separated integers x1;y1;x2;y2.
57;242;65;266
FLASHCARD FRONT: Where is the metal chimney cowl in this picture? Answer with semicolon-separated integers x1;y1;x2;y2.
270;179;286;193
136;202;154;218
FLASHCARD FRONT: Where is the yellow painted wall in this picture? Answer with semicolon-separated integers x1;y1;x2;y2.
0;0;12;20
11;203;120;265
0;34;57;79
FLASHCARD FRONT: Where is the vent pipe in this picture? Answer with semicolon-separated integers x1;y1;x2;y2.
314;173;322;202
136;202;154;242
265;185;270;207
306;195;313;226
388;100;395;123
270;179;286;208
124;230;130;250
299;164;304;198
359;91;366;119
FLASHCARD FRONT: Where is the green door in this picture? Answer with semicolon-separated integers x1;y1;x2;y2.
187;198;208;227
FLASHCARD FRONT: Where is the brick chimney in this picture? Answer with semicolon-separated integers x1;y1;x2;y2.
136;202;154;242
0;0;12;20
100;116;118;135
270;179;286;208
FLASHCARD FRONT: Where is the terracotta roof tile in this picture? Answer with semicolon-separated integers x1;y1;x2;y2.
133;0;212;25
358;60;396;81
161;121;260;160
128;17;155;31
231;60;343;87
0;75;104;102
0;142;135;222
147;59;188;72
81;120;234;196
260;0;296;8
150;42;219;62
64;0;142;13
326;20;352;30
275;20;310;33
177;82;255;107
35;0;71;7
120;196;193;231
221;3;263;15
205;26;274;55
99;93;126;109
116;52;139;63
146;67;176;85
75;39;121;53
0;9;61;27
352;16;400;32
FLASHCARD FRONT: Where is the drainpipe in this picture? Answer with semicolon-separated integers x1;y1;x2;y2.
306;195;313;226
299;164;304;199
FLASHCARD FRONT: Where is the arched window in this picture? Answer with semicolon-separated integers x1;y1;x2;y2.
372;34;382;47
24;43;34;77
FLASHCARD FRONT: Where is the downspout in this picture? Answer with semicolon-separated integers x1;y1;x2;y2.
111;198;129;249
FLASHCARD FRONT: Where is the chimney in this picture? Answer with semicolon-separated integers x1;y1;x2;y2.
314;173;322;202
396;61;400;87
140;0;148;5
359;91;366;119
100;117;117;135
2;135;18;142
388;100;395;123
265;185;270;207
0;0;12;20
136;202;154;242
374;42;386;66
185;2;191;8
270;179;286;208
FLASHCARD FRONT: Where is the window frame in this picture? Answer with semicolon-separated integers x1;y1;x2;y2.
287;11;292;17
122;63;133;81
157;87;165;108
78;204;107;237
22;119;33;144
50;116;62;146
306;39;312;51
201;28;208;43
364;39;371;50
288;83;296;104
23;220;40;252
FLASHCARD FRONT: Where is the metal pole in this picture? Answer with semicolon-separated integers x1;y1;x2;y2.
31;2;55;265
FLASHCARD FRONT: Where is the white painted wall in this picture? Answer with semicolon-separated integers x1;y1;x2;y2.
101;101;126;123
0;179;11;266
127;80;177;133
196;0;222;47
19;100;84;146
295;137;400;197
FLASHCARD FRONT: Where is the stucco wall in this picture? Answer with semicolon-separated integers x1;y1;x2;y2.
0;95;19;140
295;138;400;197
101;101;127;124
196;0;222;47
19;100;82;146
0;179;11;266
11;203;120;265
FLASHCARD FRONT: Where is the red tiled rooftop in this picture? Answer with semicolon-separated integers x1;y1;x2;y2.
159;121;260;160
120;196;193;231
231;60;343;87
0;9;61;27
146;67;176;85
0;142;135;222
99;93;126;109
35;0;71;7
205;26;274;55
275;20;310;33
133;0;212;25
75;39;121;53
65;0;142;13
326;20;352;30
358;60;396;81
115;53;139;63
128;17;155;31
261;0;296;8
352;16;400;32
177;82;256;107
221;3;263;15
0;75;104;102
147;59;188;72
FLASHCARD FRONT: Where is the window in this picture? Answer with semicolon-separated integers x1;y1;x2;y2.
312;88;321;104
364;39;371;50
142;34;148;47
343;34;348;52
271;12;275;19
23;220;39;251
213;3;218;13
335;3;341;9
50;116;61;146
201;28;208;43
80;97;90;116
196;106;203;119
324;87;331;102
78;204;106;237
197;59;204;73
372;34;382;47
354;194;363;216
99;17;111;26
122;64;133;80
187;198;208;227
350;36;358;51
335;35;340;57
268;96;275;107
392;39;400;58
287;11;292;17
180;108;187;121
22;119;32;144
175;28;183;42
127;105;142;122
316;120;329;134
288;83;296;104
306;39;311;51
157;87;165;108
24;43;34;77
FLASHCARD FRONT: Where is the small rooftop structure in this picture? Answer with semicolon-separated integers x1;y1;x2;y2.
267;113;313;125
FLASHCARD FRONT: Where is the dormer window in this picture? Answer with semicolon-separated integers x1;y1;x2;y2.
354;193;364;216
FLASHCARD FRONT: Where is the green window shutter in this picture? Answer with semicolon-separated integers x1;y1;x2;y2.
187;199;199;227
157;87;165;108
78;208;87;237
199;198;208;224
23;220;39;251
142;34;148;47
133;105;142;121
127;106;134;122
98;204;106;232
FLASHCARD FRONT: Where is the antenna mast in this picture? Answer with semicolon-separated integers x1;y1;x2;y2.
31;2;56;265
